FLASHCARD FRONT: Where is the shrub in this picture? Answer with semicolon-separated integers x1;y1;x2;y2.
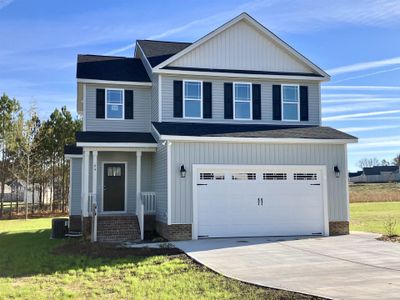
383;217;398;237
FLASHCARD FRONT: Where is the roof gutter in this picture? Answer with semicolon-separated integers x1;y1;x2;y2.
77;78;152;86
158;134;358;144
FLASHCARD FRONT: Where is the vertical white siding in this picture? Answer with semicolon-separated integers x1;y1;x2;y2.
162;75;320;125
170;20;314;73
170;142;347;224
70;158;82;215
85;83;152;132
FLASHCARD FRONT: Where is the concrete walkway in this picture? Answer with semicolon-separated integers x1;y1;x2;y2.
174;233;400;300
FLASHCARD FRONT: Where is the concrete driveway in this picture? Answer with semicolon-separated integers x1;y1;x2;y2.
174;233;400;300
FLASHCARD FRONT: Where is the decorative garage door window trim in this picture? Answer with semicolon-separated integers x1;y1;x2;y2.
200;172;225;180
263;173;287;180
294;173;318;180
232;172;256;180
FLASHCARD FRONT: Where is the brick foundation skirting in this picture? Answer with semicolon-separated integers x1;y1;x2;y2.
96;215;140;242
156;221;192;241
69;215;81;232
329;221;349;235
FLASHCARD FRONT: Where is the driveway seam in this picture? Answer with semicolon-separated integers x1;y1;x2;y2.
278;242;400;272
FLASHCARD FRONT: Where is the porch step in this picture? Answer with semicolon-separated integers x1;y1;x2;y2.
96;215;140;242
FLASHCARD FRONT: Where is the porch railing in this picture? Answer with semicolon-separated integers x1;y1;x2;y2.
141;192;156;215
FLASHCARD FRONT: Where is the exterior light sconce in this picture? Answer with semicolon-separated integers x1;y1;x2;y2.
334;165;340;178
180;165;186;178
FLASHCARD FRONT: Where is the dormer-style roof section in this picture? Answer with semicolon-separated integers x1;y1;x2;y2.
151;13;329;80
77;54;151;83
136;40;192;67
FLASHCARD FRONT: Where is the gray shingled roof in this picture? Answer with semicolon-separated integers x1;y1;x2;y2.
152;122;357;140
137;40;192;67
77;55;151;82
363;166;399;175
75;131;156;144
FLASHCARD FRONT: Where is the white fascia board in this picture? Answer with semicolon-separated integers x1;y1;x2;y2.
65;154;83;160
136;42;154;75
152;13;330;79
77;78;152;86
154;68;327;82
76;142;158;148
159;135;358;144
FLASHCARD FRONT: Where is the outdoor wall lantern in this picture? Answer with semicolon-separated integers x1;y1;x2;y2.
180;165;187;178
334;165;340;178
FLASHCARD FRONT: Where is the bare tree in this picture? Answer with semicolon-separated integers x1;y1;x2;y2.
393;154;400;166
357;157;380;169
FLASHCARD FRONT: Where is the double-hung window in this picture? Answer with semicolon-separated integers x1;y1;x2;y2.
184;81;202;118
234;83;252;120
282;85;299;121
106;89;124;119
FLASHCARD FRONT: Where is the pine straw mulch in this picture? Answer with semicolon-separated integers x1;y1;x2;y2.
377;235;400;243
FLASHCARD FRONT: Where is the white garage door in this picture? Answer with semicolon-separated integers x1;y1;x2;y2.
195;165;327;238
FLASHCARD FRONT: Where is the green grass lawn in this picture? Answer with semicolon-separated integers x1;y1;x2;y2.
350;201;400;235
0;218;305;300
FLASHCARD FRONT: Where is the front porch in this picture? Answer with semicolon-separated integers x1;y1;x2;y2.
80;143;157;242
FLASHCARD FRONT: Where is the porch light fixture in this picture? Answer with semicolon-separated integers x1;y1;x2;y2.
334;165;340;178
180;165;186;178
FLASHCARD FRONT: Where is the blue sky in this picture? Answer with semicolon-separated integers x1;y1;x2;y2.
1;0;400;171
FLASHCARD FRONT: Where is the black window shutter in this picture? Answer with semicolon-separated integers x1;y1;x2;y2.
224;83;233;119
252;84;261;120
173;80;183;118
96;89;105;119
300;86;309;121
272;85;281;121
124;90;134;119
203;82;212;118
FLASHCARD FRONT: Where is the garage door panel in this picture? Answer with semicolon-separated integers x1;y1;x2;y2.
196;166;326;238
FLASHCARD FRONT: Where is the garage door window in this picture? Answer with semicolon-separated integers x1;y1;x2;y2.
263;173;287;180
232;173;256;180
200;173;225;180
294;173;317;180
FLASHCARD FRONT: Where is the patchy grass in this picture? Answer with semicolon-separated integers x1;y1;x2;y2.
349;183;400;203
0;218;319;300
350;201;400;235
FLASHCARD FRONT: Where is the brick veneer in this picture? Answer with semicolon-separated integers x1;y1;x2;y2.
96;215;140;242
156;221;192;241
329;221;349;235
82;217;92;240
69;215;81;232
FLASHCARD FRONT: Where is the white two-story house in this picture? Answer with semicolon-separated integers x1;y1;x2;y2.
65;13;357;242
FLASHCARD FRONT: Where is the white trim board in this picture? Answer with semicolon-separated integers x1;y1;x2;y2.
77;142;158;148
158;135;357;144
191;164;330;240
100;161;128;214
152;13;330;79
77;78;152;86
154;68;327;81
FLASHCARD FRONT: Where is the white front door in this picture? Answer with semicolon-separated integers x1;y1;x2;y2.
195;165;327;238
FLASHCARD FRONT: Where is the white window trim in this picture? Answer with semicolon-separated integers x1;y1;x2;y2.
233;82;252;120
105;88;125;120
183;80;203;119
281;84;300;122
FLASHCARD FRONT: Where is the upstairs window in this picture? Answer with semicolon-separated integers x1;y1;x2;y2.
234;83;252;120
184;81;202;118
106;89;124;119
282;85;299;121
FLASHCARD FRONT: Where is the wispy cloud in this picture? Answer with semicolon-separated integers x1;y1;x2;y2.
327;56;400;75
322;85;400;91
322;103;388;114
349;149;400;156
322;97;400;104
338;125;400;133
349;135;400;149
332;66;400;83
0;0;13;10
322;109;400;121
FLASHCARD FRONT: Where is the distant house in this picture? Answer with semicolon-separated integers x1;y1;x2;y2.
2;180;52;204
349;166;400;183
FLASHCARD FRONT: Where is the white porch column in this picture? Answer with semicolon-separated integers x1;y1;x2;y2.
81;150;90;217
136;151;144;240
92;151;98;201
91;150;98;242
